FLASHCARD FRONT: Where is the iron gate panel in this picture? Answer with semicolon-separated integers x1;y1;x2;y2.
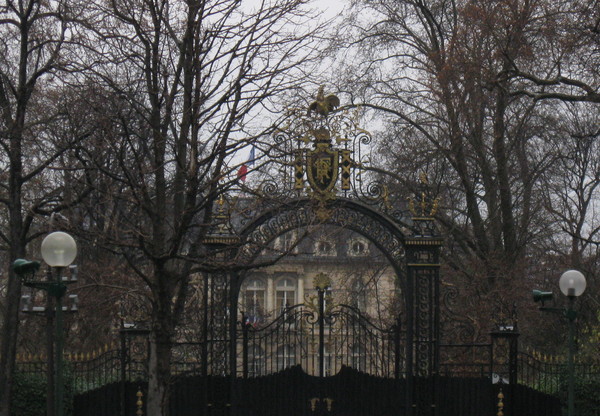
239;303;404;379
236;288;406;415
234;366;406;416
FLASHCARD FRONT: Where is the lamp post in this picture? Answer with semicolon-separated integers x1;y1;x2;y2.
533;270;586;416
559;270;586;416
13;231;77;416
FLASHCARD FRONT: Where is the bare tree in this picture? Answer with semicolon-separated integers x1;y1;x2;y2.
330;0;596;288
0;1;92;414
74;0;322;414
509;0;600;103
543;104;600;268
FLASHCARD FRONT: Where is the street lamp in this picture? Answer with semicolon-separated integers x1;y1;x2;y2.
532;269;586;416
560;270;586;416
13;231;78;416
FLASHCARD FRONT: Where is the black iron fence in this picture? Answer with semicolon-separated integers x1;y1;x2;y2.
14;329;600;415
518;351;600;394
439;343;493;379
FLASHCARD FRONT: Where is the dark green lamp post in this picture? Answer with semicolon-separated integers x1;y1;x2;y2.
559;270;586;416
13;231;77;416
533;269;586;416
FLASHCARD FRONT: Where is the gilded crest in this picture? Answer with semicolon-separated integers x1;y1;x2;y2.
307;142;339;194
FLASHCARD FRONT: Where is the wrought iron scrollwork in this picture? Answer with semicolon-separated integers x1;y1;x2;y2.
440;283;479;344
237;202;405;269
239;89;408;221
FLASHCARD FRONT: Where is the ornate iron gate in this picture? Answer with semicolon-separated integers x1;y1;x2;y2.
204;90;444;415
236;273;405;415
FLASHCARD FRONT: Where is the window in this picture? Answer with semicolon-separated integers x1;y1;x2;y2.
348;238;369;256
244;278;266;321
315;239;335;256
276;278;296;311
350;278;367;310
276;344;296;371
351;345;366;372
324;344;334;376
275;231;298;253
248;345;265;377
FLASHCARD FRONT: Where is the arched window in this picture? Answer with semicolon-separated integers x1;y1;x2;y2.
315;239;336;256
348;238;369;256
276;278;296;311
244;278;266;321
276;344;296;371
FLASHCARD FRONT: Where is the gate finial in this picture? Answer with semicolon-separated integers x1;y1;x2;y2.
307;86;340;117
136;388;144;416
496;389;504;416
313;272;331;291
203;193;240;246
408;172;440;218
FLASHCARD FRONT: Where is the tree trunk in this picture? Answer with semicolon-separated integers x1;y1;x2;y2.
0;269;22;416
147;327;173;416
0;127;25;416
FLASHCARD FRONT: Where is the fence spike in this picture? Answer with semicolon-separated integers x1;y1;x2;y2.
136;388;144;416
497;388;504;416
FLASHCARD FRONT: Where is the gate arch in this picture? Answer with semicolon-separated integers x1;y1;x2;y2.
223;193;442;415
236;197;407;276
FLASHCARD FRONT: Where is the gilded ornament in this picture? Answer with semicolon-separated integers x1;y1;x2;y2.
313;272;331;291
307;86;340;117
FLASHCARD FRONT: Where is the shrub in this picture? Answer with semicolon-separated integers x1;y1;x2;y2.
11;370;74;416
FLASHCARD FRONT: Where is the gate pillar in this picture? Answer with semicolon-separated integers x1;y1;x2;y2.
405;187;443;416
202;196;241;415
119;324;150;416
491;307;519;415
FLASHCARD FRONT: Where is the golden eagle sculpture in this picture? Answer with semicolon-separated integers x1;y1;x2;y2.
307;86;340;116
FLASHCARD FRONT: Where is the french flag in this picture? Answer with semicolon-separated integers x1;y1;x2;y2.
237;146;256;182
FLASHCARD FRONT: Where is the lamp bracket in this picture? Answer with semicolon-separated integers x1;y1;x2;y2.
24;281;67;298
538;307;564;314
539;306;578;321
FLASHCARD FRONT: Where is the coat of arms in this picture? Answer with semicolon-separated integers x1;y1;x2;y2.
307;133;339;194
290;88;357;219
